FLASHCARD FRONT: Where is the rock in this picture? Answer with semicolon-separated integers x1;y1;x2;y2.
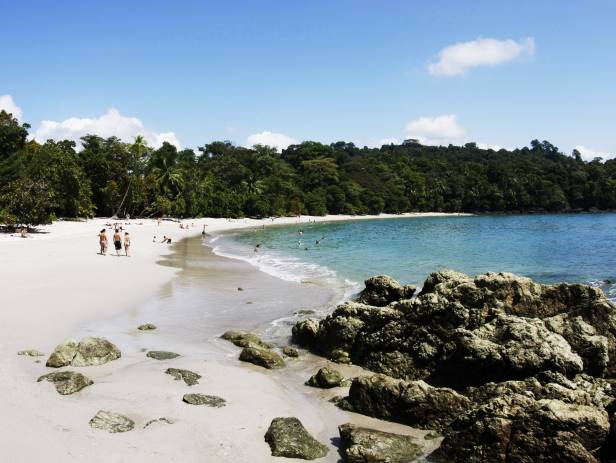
221;330;272;349
358;275;417;307
37;371;93;395
295;309;316;315
338;423;423;463
264;417;328;460
71;337;122;367
165;368;201;386
46;340;78;367
330;349;352;364
46;337;120;368
146;350;180;360
137;323;157;331
305;367;350;388
341;374;471;430
143;417;173;428
283;346;299;357
89;410;135;433
239;346;285;369
424;431;442;440
237;287;244;291
182;393;226;407
291;319;321;348
18;349;45;357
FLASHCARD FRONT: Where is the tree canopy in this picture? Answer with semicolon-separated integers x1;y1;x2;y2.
1;109;616;225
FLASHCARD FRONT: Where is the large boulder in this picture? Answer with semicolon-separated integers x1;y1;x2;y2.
305;367;350;388
89;410;134;433
238;346;285;369
291;319;320;348
46;337;120;368
37;371;93;395
264;417;328;460
339;374;471;430
338;423;423;463
358;275;416;307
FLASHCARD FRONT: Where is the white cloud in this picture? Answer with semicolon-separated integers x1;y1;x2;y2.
246;131;298;151
428;37;535;76
33;108;180;149
0;95;23;120
405;114;466;145
574;145;614;161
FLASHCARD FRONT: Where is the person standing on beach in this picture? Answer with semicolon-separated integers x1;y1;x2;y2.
113;229;122;256
124;232;131;256
98;229;108;255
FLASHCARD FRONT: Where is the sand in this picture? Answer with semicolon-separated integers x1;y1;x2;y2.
0;213;461;462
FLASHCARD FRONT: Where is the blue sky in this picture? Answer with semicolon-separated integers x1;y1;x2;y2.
1;0;615;159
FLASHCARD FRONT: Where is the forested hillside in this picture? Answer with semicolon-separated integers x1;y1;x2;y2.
1;110;615;225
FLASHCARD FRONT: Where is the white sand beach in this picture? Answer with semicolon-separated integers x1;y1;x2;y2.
0;213;462;462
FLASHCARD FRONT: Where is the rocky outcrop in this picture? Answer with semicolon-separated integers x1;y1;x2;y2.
239;346;285;369
296;270;616;462
264;417;328;460
165;368;201;386
146;350;180;360
305;367;350;388
182;393;226;407
338;423;422;462
357;275;416;307
37;371;93;395
221;330;272;349
89;410;135;433
339;374;471;429
46;337;120;368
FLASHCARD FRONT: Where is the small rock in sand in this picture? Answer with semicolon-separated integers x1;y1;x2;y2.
239;346;285;369
143;417;174;429
37;371;93;395
237;287;244;291
18;349;45;357
305;367;350;388
182;393;226;407
147;351;180;360
46;337;121;368
339;423;423;463
282;346;299;357
89;410;135;433
137;323;157;331
221;330;272;349
165;368;201;386
264;417;329;460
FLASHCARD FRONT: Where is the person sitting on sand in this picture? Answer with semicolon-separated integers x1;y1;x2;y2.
124;232;131;257
99;229;108;255
113;229;122;256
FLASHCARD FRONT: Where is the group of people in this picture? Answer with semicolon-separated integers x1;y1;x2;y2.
99;228;130;256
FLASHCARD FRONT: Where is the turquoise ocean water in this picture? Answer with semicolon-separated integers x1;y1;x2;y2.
212;214;616;301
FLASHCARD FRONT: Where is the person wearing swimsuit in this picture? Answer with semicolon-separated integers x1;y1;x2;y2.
113;229;122;256
99;229;108;255
124;232;131;257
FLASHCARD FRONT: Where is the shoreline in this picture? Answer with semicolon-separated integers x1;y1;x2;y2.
0;212;456;462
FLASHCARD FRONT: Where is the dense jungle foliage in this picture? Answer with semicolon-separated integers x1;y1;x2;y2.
1;110;615;225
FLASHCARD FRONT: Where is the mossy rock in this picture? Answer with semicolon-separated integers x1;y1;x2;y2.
182;393;226;407
239;346;285;369
283;346;299;358
339;423;423;462
264;417;329;460
18;349;45;357
221;330;272;349
89;410;135;433
305;367;350;388
165;368;201;386
147;350;180;360
37;371;93;395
